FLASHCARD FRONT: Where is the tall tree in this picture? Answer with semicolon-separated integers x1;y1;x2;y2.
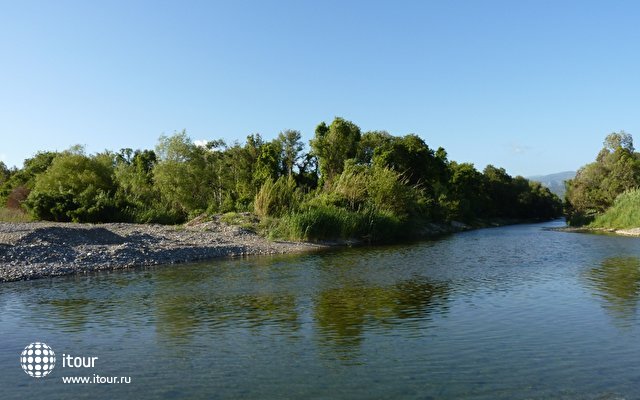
566;131;640;225
310;117;361;184
153;131;222;216
277;129;304;177
603;130;634;153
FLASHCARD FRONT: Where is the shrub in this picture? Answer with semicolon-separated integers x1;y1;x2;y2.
24;153;119;222
130;205;183;224
366;165;416;217
272;205;407;242
254;176;301;218
332;163;369;210
326;163;418;218
590;189;640;229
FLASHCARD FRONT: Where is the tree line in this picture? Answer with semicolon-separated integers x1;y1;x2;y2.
0;117;562;241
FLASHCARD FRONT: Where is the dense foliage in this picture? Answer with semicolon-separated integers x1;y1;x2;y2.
565;131;640;226
589;188;640;229
0;118;562;241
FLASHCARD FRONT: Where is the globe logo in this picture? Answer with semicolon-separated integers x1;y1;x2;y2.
20;342;56;378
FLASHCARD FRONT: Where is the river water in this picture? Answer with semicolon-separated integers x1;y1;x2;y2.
1;220;640;399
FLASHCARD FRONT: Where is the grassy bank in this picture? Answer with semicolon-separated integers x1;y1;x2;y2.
219;211;552;245
267;206;409;243
590;189;640;229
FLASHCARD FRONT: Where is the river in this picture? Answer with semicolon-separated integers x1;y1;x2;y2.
1;220;640;399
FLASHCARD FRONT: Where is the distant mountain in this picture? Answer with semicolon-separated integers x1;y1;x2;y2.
527;171;576;199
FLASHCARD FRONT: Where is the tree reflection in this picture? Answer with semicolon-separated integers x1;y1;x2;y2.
314;277;449;361
585;256;640;323
30;276;131;333
152;258;304;341
155;290;300;341
38;298;94;332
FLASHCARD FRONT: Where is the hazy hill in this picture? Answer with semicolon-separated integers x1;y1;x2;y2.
528;171;576;198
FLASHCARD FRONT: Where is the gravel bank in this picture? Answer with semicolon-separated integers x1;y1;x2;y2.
0;217;326;282
554;226;640;237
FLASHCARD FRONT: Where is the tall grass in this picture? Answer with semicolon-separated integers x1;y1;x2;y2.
0;208;32;222
590;189;640;229
271;205;408;242
254;176;301;218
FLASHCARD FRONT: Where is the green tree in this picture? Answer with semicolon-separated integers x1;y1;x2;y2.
482;165;515;217
0;151;59;207
310;117;361;184
566;131;640;225
446;162;488;220
0;161;9;186
604;130;634;153
22;152;59;178
355;131;393;165
277;129;304;177
253;139;283;186
370;134;448;189
153;131;223;217
25;151;119;222
222;139;259;210
111;148;179;223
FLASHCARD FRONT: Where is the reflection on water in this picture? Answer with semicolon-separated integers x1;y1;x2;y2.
3;221;640;399
151;257;304;341
155;291;301;340
584;256;640;324
152;260;450;360
315;279;449;359
40;298;93;331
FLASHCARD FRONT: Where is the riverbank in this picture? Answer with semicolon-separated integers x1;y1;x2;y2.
0;217;327;282
0;216;556;283
555;226;640;237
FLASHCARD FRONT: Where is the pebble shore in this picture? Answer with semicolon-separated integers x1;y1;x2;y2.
552;226;640;237
0;217;326;282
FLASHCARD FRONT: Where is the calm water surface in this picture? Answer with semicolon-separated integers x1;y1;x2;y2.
2;220;640;399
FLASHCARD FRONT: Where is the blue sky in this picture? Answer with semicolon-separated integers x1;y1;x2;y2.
2;0;639;176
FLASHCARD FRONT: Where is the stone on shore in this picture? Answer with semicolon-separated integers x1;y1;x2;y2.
0;216;324;282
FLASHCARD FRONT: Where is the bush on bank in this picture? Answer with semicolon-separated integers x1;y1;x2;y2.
589;189;640;229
